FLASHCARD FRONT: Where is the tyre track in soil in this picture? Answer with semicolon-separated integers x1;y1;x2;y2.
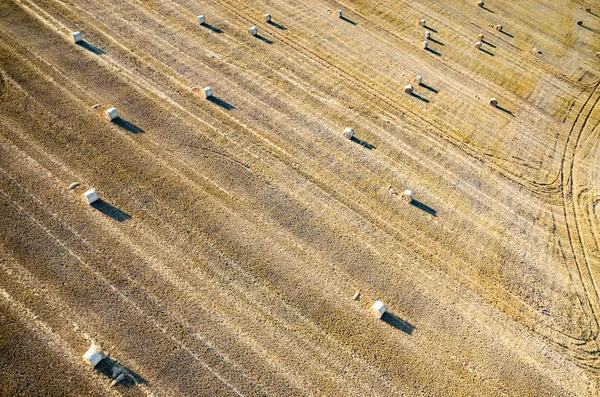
554;80;600;365
8;0;589;349
208;0;567;201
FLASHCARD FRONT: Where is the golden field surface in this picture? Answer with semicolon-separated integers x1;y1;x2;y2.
0;0;599;395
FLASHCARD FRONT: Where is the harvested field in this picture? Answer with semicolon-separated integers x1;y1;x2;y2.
0;0;599;395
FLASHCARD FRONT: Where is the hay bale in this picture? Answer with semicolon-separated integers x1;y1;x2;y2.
489;98;498;107
577;20;583;26
352;290;361;300
265;13;271;22
596;52;600;58
585;7;592;13
402;190;414;203
418;19;426;27
495;24;503;31
105;108;118;121
415;75;423;85
338;10;343;18
422;41;429;49
404;85;414;94
82;344;105;367
203;87;212;98
477;33;485;40
249;26;258;36
83;189;99;204
478;1;484;7
424;31;430;39
72;32;82;43
343;127;354;139
198;15;205;24
371;300;387;319
474;41;482;49
68;182;80;190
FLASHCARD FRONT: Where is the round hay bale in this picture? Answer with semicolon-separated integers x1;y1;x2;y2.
596;52;600;58
418;19;426;27
474;41;482;49
404;85;414;94
352;290;361;300
265;13;271;22
489;98;498;107
203;87;212;98
585;7;592;12
415;75;423;85
72;32;82;43
424;31;430;39
105;107;118;121
83;188;99;204
198;15;206;24
338;10;343;18
577;20;583;26
371;300;387;319
249;26;258;36
402;190;414;203
495;24;503;31
343;127;354;139
422;41;429;49
82;344;105;367
478;1;485;7
477;33;485;40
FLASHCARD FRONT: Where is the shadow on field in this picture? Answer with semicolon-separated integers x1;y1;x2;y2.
411;199;437;216
500;30;514;38
410;92;430;103
201;23;223;33
112;118;144;134
255;34;274;44
420;83;438;93
96;357;147;387
479;48;495;56
425;47;441;56
267;20;287;30
91;200;131;222
429;37;444;46
579;24;595;32
350;136;375;150
340;16;357;25
76;41;105;55
424;25;437;33
208;96;235;110
482;40;496;48
382;312;415;335
496;105;515;117
481;6;494;13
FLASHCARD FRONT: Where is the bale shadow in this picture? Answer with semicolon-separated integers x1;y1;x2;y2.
424;25;437;33
76;41;105;55
91;200;131;222
479;48;495;56
500;30;514;38
579;24;595;32
425;47;441;56
255;34;274;44
411;199;437;216
112;118;144;134
420;83;438;93
95;357;147;387
267;20;287;30
382;312;415;335
496;105;515;117
208;96;235;110
201;23;223;33
429;37;444;46
350;136;375;150
482;40;496;48
340;16;357;25
481;6;494;13
410;92;430;103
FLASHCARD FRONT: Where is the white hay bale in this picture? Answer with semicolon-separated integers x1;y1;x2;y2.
352;290;361;300
371;300;387;319
418;19;426;27
489;98;498;107
343;127;354;139
422;41;429;49
198;15;206;24
338;10;343;17
477;33;485;40
415;75;423;85
424;31;430;39
402;190;414;203
82;344;105;367
265;13;271;22
404;85;414;94
105;108;118;121
474;41;482;49
249;26;258;36
477;1;484;7
203;87;212;98
68;182;80;190
83;188;99;204
495;24;503;31
72;32;82;43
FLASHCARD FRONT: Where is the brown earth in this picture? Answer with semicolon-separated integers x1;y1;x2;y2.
0;0;599;395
